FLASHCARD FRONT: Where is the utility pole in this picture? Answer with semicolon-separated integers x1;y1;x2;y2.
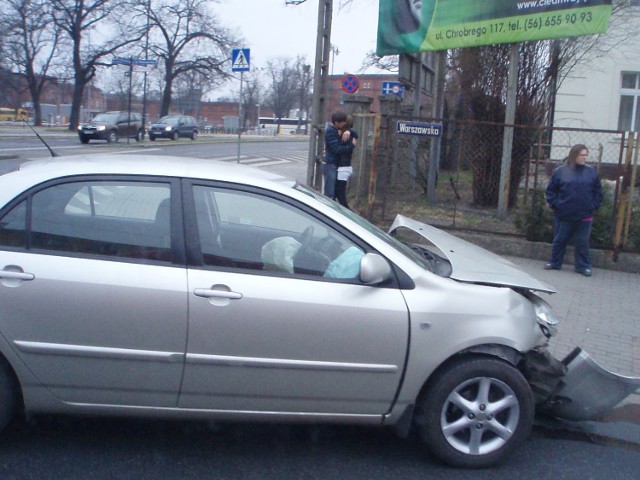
307;0;333;189
285;0;332;188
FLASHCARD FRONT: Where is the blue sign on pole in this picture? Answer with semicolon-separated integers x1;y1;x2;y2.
134;59;157;66
112;57;132;66
232;49;250;72
112;57;157;67
382;81;405;98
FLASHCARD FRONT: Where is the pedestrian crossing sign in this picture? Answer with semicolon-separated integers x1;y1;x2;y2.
232;49;250;72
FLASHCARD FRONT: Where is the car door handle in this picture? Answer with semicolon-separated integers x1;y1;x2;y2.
0;270;35;281
194;288;243;300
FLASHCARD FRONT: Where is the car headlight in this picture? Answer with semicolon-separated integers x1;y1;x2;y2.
97;125;106;131
165;126;172;131
530;294;560;338
77;125;82;131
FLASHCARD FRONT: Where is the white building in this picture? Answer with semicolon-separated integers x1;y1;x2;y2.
553;3;640;133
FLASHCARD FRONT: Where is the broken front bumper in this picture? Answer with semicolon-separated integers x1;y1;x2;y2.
525;347;640;422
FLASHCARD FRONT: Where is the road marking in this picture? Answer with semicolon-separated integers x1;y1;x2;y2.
113;148;163;154
0;145;83;152
243;159;290;167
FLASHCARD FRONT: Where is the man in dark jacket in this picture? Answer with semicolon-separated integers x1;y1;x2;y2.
323;111;355;199
545;144;603;276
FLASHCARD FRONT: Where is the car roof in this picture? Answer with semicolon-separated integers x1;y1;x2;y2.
0;154;296;204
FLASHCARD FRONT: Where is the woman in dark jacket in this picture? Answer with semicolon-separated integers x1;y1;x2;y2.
545;144;603;276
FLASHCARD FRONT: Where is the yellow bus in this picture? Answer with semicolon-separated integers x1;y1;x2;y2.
0;107;29;121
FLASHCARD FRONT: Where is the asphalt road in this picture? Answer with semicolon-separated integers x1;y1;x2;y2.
0;415;638;480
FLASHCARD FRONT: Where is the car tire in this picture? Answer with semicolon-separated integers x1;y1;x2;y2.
107;130;118;143
149;135;156;141
0;359;19;432
171;131;178;141
418;356;534;468
191;130;198;140
79;136;90;144
135;129;143;142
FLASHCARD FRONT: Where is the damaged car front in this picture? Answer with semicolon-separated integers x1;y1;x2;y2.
384;215;639;466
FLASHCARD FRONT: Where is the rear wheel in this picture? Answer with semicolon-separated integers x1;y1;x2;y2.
191;130;198;140
107;130;118;143
0;360;18;432
419;357;534;468
135;129;143;142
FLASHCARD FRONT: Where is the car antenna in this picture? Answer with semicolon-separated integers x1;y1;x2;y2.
20;113;59;157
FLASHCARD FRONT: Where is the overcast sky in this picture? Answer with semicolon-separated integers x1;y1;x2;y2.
216;0;383;96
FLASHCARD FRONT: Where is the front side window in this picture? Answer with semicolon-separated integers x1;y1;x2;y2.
193;185;365;279
18;180;173;261
618;72;640;132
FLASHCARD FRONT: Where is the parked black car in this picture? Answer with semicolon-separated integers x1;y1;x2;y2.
148;115;198;141
78;111;144;144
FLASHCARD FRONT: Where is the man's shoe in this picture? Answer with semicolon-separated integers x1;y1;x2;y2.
544;263;559;270
577;268;592;277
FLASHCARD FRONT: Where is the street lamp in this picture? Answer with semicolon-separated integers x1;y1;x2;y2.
330;45;339;76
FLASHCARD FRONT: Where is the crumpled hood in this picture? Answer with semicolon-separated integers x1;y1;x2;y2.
389;215;556;293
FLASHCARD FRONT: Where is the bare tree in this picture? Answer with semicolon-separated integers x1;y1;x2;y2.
50;0;146;130
241;75;263;129
265;58;298;120
140;0;239;117
359;50;398;73
3;0;65;125
293;57;313;133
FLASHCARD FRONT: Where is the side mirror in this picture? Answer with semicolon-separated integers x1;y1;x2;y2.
359;253;392;285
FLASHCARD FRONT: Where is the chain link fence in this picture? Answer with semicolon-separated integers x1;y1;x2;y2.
347;113;640;254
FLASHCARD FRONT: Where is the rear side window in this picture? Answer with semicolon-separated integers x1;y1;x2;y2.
0;200;27;248
0;181;173;262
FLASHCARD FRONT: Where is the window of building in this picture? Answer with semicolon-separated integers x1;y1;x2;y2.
618;72;640;132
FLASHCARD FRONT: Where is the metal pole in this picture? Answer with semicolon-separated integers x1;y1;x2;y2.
127;58;133;144
427;50;446;204
237;70;243;162
307;0;333;189
141;0;151;140
498;43;519;217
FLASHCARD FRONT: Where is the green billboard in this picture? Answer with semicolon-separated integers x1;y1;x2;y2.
377;0;612;55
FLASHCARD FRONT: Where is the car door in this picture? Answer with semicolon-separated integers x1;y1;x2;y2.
0;177;188;407
179;182;410;415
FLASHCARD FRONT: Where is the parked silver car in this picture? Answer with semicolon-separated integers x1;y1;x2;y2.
0;155;636;468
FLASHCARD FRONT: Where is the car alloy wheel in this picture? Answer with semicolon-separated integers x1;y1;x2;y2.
419;356;534;468
107;130;118;143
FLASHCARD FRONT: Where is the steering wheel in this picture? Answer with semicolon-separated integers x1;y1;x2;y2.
298;226;314;253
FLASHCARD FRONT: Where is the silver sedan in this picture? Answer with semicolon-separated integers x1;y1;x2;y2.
0;155;631;468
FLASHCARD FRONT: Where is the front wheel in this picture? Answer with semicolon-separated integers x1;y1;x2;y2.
418;357;534;468
107;130;118;143
170;131;178;141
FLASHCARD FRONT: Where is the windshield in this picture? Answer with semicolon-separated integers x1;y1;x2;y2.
158;116;181;125
91;113;119;123
293;184;435;271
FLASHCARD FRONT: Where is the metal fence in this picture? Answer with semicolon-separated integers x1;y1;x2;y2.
347;113;640;254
